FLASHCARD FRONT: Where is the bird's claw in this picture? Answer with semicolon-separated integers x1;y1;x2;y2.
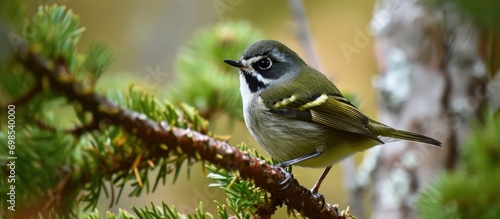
311;190;325;209
276;166;293;190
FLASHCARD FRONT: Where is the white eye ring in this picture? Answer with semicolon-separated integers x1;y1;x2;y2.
257;58;272;70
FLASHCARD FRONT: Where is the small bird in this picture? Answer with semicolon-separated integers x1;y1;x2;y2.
223;40;441;194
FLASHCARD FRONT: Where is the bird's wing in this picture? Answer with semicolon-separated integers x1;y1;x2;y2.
261;90;383;144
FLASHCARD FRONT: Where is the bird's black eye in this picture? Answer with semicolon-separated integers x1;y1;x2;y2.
257;58;272;70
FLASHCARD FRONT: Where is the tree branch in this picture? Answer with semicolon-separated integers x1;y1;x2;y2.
287;0;321;70
14;43;352;219
4;80;42;108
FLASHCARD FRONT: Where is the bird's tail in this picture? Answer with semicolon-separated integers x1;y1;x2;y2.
368;119;442;147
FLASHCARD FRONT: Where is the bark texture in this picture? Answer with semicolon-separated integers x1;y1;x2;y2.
368;1;489;218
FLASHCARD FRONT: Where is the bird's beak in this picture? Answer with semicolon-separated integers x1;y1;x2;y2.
223;59;245;68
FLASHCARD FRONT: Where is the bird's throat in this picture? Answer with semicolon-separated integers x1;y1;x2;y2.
243;73;268;93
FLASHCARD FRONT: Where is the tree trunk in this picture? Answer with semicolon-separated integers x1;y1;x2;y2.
367;1;489;218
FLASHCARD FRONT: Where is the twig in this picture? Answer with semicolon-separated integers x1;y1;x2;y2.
4;80;42;107
32;115;58;132
14;43;349;219
287;0;322;70
66;120;101;136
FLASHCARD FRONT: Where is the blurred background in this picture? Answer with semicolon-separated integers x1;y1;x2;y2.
0;0;500;219
20;0;376;217
17;0;380;217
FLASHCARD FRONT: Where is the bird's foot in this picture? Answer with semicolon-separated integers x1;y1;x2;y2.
311;190;326;210
275;165;293;190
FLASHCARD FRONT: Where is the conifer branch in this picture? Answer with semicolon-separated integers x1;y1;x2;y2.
66;119;101;136
14;43;351;219
4;80;42;108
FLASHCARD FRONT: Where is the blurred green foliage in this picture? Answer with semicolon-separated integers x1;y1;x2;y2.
83;42;115;81
85;202;214;219
0;0;25;30
0;0;25;62
0;2;275;218
169;21;262;121
417;111;500;219
23;5;85;71
206;144;276;219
